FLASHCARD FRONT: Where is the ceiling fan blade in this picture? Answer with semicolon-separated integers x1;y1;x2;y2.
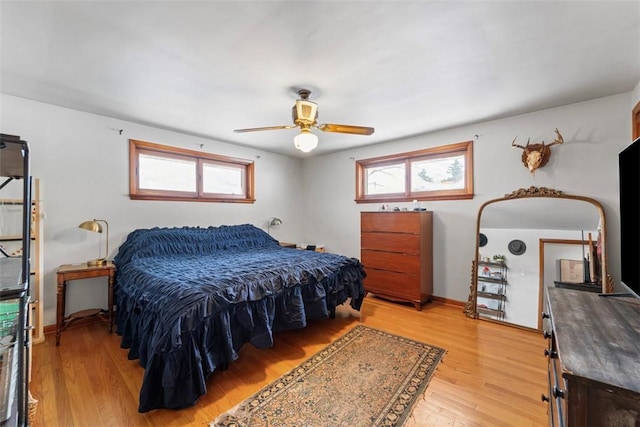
234;125;297;133
317;123;375;135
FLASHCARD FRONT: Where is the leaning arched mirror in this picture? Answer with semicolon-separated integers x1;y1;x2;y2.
464;187;612;329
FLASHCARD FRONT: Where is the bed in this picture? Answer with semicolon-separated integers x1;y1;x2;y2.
113;224;366;413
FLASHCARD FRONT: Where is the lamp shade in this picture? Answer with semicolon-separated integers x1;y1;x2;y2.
270;217;283;226
294;130;318;152
78;220;103;233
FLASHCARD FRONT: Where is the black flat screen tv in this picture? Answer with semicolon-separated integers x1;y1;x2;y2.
618;136;640;299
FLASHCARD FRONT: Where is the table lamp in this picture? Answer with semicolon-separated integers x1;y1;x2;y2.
78;219;109;266
267;217;282;235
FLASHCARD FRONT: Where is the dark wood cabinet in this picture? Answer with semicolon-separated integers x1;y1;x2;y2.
543;287;640;426
360;211;433;310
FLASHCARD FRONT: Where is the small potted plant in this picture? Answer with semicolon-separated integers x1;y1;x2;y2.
493;254;506;263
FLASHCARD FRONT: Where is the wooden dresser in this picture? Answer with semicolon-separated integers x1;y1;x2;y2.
543;287;640;426
360;211;433;310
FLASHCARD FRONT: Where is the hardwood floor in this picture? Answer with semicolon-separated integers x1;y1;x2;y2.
29;296;548;426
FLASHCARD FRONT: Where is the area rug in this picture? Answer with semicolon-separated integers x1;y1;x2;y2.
210;324;446;427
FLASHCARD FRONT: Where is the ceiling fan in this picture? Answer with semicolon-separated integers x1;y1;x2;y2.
233;89;375;152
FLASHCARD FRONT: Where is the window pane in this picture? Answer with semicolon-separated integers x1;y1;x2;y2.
365;163;405;195
411;155;465;192
355;141;473;203
130;139;255;203
203;163;243;194
139;153;196;191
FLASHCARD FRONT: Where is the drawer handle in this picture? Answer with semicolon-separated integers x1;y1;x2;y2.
541;393;550;402
553;386;566;399
543;330;552;339
541;311;550;319
544;348;557;358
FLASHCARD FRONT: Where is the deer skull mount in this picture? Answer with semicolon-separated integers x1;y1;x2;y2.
511;128;564;175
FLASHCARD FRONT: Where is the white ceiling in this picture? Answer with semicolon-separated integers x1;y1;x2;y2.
1;1;639;158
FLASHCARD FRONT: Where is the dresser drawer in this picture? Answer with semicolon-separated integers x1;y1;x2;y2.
361;212;421;234
361;232;420;254
363;268;420;300
549;342;566;426
361;249;420;274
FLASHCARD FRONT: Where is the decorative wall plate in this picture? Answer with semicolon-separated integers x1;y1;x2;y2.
479;233;488;247
508;239;526;255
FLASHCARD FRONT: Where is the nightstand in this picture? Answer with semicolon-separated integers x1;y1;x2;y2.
297;244;325;253
279;242;297;248
56;262;115;346
279;242;325;252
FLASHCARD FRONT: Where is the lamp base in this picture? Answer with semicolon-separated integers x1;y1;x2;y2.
87;258;107;267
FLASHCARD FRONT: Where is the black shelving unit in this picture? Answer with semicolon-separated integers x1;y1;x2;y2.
476;260;508;321
0;134;31;426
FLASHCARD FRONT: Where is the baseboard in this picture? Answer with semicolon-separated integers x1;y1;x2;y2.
431;295;464;307
42;316;104;336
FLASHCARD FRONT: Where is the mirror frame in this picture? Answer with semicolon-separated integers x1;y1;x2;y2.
464;186;613;320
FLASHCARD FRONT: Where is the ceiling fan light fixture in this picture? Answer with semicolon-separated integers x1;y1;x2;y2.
294;129;318;152
293;99;318;125
233;89;374;151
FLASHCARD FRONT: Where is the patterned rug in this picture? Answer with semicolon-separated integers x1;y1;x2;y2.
210;324;446;427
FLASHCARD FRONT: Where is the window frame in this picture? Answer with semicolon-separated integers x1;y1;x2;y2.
355;140;474;203
129;139;255;203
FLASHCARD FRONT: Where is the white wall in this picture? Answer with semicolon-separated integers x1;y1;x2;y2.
1;92;633;327
1;94;304;326
302;93;631;302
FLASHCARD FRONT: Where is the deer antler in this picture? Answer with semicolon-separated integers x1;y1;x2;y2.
511;136;530;150
545;128;563;147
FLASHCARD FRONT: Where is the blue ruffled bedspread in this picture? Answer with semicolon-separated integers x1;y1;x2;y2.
113;224;366;413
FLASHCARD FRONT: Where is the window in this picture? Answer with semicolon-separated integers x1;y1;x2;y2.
129;139;255;203
355;141;473;203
